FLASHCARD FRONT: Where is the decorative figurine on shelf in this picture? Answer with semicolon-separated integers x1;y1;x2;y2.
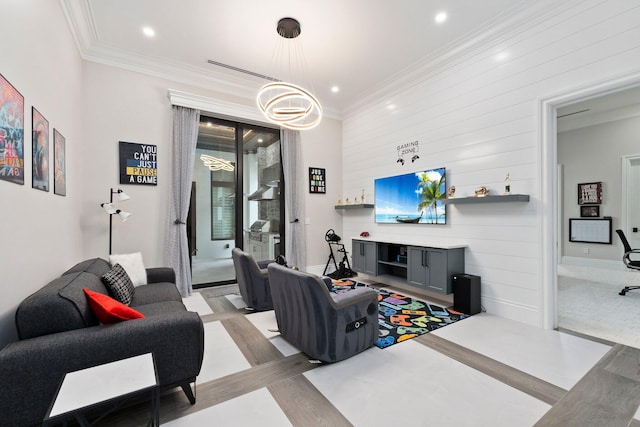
360;231;370;237
504;173;511;195
447;185;456;198
345;197;350;204
361;189;365;204
337;198;342;205
475;186;490;197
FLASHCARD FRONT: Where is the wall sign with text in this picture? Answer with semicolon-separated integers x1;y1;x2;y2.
309;167;326;193
119;141;157;185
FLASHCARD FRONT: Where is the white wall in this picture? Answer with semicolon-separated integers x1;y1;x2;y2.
300;117;343;274
0;0;84;345
558;114;640;261
81;62;342;274
341;0;640;327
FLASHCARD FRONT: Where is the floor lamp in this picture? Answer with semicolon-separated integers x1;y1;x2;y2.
101;188;131;255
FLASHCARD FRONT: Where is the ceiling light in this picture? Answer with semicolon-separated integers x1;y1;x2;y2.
435;12;447;23
494;51;510;62
200;154;234;171
331;86;340;93
142;26;155;37
256;17;322;130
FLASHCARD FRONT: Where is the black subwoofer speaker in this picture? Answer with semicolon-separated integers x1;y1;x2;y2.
453;274;481;315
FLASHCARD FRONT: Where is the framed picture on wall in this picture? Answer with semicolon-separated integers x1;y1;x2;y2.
309;167;326;193
580;205;599;217
0;73;25;185
32;107;49;192
53;129;66;196
578;182;602;205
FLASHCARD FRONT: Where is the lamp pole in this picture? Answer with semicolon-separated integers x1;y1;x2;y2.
108;188;114;255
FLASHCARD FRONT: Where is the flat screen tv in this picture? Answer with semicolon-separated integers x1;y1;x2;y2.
374;167;446;224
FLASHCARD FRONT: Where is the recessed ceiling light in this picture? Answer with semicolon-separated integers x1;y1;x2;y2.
331;86;340;93
494;51;510;62
435;12;447;24
142;26;155;37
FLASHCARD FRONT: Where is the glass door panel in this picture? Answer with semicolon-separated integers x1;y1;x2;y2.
190;117;283;287
191;120;237;286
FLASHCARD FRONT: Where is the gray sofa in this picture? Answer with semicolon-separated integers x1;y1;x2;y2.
267;263;379;363
0;258;204;427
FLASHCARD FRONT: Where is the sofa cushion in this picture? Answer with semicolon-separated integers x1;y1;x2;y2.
101;264;135;305
62;258;111;277
16;272;107;340
130;282;181;306
83;288;145;324
109;252;147;287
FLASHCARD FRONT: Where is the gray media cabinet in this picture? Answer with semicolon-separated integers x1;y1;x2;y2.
352;239;465;294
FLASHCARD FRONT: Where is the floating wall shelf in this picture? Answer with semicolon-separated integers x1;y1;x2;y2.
442;194;530;205
334;204;374;210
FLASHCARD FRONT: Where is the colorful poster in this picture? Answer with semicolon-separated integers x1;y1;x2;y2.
119;141;157;186
32;107;49;191
54;129;66;196
0;74;24;185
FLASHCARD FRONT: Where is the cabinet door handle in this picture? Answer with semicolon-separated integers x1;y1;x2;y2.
423;251;428;268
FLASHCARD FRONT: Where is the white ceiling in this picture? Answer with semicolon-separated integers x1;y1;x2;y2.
63;0;529;115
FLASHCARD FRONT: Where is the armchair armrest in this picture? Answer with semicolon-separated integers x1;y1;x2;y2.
257;259;275;269
146;267;176;284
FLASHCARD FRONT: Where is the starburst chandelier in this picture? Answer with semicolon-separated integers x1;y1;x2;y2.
256;18;322;130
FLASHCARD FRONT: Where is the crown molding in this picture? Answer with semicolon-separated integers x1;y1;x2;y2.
168;89;271;127
59;0;98;54
342;0;570;118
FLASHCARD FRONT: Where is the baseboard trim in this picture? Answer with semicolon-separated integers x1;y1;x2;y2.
561;256;623;271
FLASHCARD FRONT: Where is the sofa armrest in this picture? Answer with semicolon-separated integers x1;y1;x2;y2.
146;267;176;284
0;310;203;427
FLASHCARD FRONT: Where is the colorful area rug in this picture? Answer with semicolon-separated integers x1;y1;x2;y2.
332;280;469;348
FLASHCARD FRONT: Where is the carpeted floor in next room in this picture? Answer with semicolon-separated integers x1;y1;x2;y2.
94;281;640;427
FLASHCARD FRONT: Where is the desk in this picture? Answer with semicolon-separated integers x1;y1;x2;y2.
43;353;159;427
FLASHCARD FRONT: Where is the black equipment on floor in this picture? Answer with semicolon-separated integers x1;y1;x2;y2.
616;229;640;295
323;229;357;279
453;274;481;315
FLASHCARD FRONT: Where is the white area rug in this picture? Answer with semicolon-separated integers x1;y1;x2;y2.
558;275;640;349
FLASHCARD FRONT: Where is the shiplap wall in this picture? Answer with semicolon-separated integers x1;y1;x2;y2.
341;0;640;327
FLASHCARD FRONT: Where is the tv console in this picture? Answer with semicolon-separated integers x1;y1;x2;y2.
351;238;465;295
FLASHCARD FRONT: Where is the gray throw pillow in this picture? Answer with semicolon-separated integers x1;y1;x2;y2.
101;263;135;306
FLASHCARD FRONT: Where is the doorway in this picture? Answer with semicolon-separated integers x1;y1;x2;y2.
189;116;283;287
542;74;640;332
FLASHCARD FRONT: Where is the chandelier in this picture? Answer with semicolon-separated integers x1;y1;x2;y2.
256;18;322;130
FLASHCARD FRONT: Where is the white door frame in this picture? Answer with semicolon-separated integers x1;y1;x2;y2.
621;154;640;237
540;72;640;329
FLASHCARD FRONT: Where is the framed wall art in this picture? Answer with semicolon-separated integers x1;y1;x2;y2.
578;182;602;205
580;205;599;217
32;107;49;191
0;73;25;185
119;141;157;185
309;167;325;194
53;129;66;196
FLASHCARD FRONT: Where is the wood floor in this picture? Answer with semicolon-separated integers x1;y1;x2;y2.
92;285;640;427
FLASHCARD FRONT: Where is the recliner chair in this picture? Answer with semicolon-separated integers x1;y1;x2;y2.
615;229;640;295
231;248;274;311
267;263;379;363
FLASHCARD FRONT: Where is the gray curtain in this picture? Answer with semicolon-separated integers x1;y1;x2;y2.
281;129;306;271
167;105;200;296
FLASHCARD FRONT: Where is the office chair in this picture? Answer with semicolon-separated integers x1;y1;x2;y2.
615;229;640;295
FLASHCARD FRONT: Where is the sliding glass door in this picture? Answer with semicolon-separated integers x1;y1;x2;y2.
189;116;283;287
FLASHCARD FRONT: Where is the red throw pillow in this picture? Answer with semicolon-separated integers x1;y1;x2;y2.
83;288;145;324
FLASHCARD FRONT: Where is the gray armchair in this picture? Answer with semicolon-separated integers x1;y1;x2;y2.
232;248;274;311
267;263;379;363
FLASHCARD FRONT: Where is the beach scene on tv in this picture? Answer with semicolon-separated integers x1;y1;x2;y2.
374;168;446;224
